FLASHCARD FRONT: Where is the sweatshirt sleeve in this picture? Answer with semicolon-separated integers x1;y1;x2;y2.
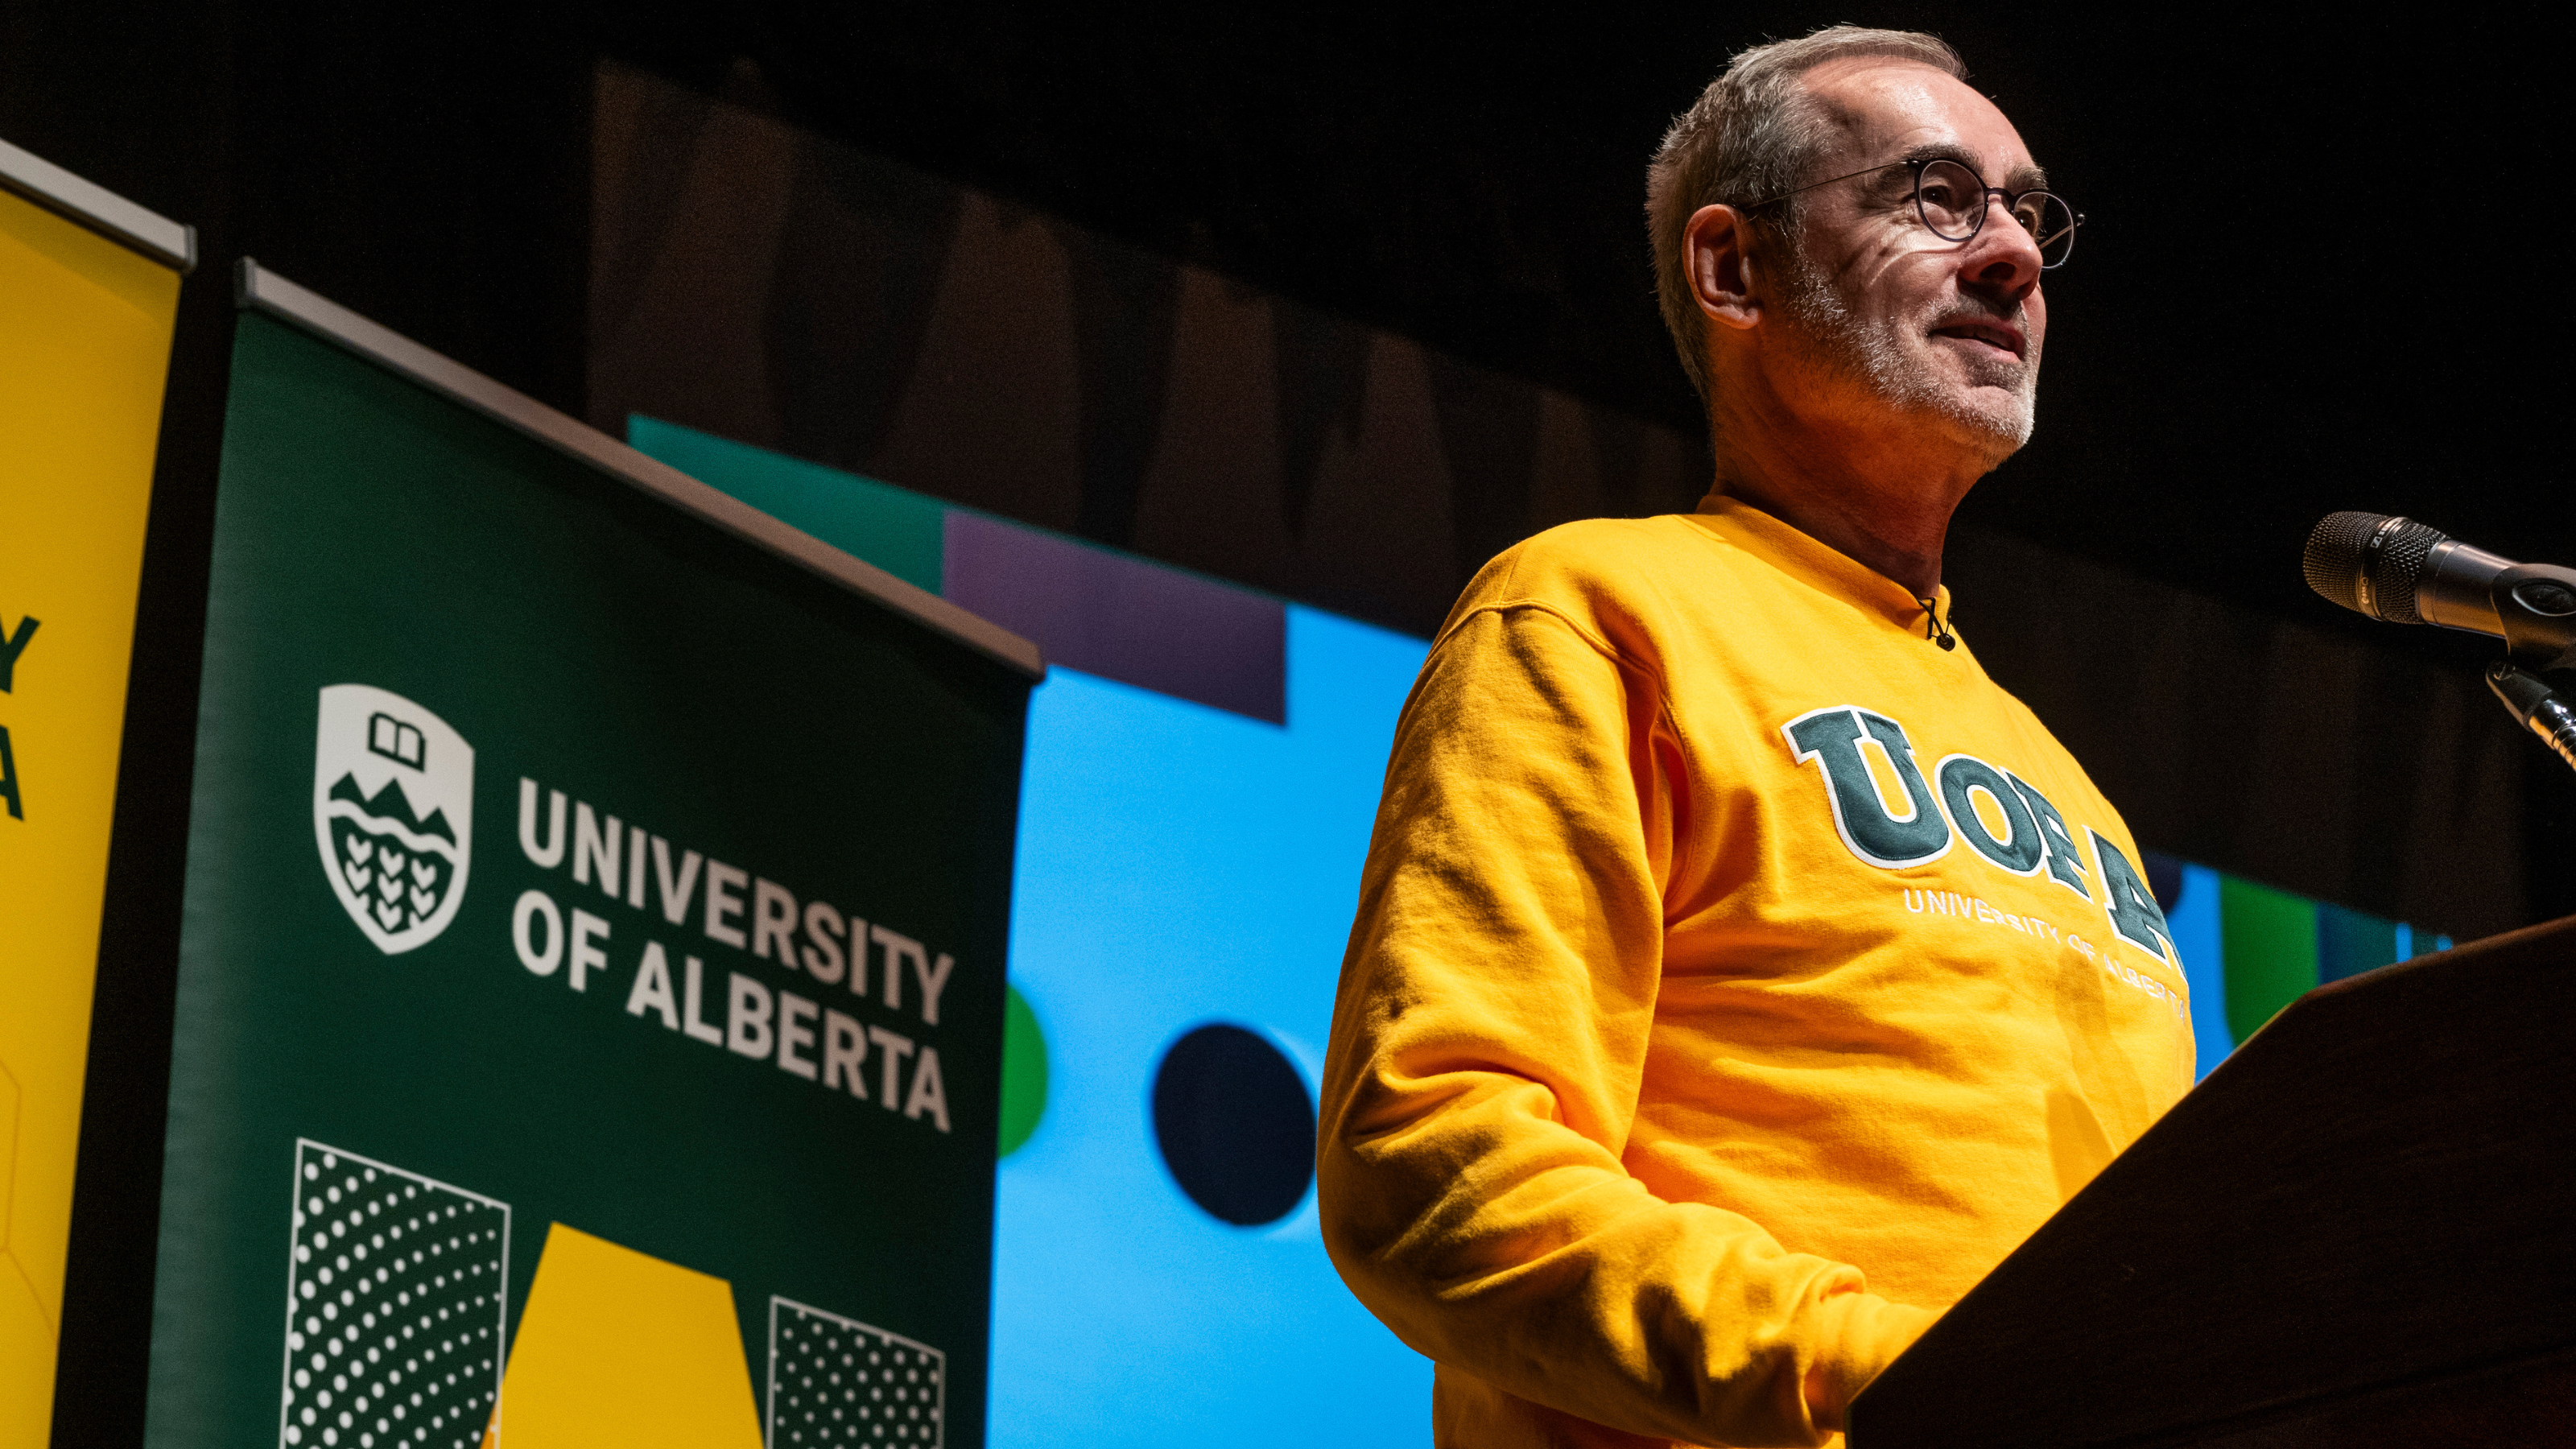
1317;601;1934;1447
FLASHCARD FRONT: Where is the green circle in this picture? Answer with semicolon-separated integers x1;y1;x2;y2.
997;984;1050;1158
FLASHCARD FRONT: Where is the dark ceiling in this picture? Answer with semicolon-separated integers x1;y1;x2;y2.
6;2;2569;655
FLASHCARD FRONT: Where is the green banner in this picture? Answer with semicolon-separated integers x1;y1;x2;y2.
146;308;1030;1449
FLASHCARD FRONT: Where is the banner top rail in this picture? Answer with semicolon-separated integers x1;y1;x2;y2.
0;137;196;272
233;258;1046;680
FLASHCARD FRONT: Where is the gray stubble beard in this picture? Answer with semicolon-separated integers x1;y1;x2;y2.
1773;235;2040;456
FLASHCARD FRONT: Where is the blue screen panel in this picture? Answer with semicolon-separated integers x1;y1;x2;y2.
2169;863;2231;1079
989;606;1434;1446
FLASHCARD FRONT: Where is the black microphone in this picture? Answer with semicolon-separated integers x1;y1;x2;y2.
2303;512;2576;669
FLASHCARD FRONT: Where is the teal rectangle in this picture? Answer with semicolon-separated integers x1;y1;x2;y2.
628;415;949;594
2317;903;2401;983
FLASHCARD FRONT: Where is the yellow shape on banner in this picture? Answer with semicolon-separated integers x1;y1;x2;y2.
0;179;181;1446
479;1223;763;1448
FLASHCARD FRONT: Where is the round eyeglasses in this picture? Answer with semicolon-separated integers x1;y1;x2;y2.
1745;157;2080;269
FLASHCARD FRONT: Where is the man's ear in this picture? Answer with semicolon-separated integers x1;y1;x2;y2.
1686;204;1761;332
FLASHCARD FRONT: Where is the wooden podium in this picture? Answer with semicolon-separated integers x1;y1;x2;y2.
1850;917;2576;1447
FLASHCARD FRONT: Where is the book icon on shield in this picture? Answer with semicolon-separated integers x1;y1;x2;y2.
312;683;475;955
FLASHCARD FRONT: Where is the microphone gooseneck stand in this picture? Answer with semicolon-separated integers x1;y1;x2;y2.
2487;663;2576;777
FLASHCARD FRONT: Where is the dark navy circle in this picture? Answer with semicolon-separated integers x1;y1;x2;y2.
1150;1024;1315;1227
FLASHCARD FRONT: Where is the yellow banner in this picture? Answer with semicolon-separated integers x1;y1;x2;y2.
0;182;180;1443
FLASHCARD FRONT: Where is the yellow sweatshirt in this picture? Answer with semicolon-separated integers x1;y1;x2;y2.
1319;497;2195;1448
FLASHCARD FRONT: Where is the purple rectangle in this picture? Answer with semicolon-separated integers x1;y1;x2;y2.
943;512;1286;724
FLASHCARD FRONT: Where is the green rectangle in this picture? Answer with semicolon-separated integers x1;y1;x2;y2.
146;313;1028;1447
2218;875;2318;1043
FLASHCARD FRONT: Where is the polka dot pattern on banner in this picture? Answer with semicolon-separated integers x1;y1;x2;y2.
766;1298;945;1447
276;1141;511;1449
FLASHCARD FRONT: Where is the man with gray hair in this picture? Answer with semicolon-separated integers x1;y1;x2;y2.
1321;25;2187;1449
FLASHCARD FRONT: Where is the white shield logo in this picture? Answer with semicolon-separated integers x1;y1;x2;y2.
312;684;474;954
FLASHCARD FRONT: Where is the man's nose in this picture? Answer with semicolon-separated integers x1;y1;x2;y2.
1963;208;2044;302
